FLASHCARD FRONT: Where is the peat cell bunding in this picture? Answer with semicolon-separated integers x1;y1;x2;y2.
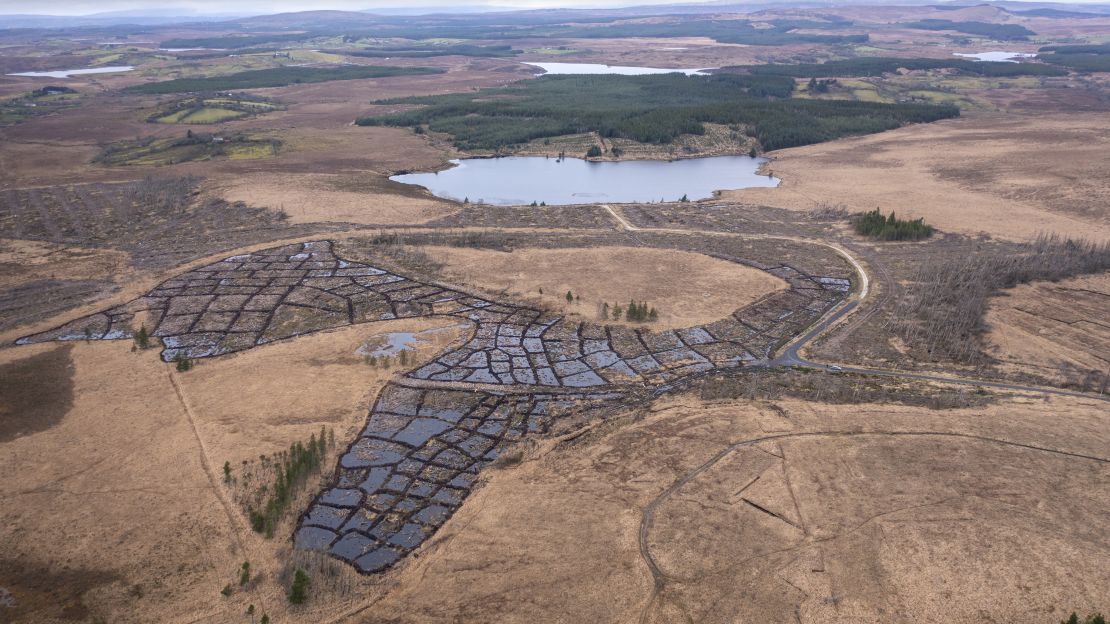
19;240;851;574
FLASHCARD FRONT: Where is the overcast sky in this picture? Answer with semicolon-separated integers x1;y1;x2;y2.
1;0;712;15
0;0;1103;15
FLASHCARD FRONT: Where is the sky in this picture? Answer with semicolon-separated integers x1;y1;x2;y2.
0;0;1103;15
1;0;709;16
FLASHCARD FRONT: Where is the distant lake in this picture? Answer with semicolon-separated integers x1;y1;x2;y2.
7;66;135;78
391;155;778;206
524;62;710;76
953;51;1036;63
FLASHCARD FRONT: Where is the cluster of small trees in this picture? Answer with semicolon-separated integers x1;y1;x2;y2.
852;209;934;241
245;604;269;624
133;324;150;349
173;354;193;372
1061;613;1105;624
220;561;253;601
806;77;835;93
367;349;408;369
600;300;658;322
248;427;332;537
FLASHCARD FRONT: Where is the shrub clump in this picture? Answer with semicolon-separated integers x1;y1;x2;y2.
248;428;329;537
852;209;934;241
288;568;310;604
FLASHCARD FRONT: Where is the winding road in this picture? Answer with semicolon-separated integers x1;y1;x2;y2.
602;202;1109;622
601;203;1105;403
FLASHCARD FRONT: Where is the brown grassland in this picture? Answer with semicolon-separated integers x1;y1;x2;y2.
0;5;1108;623
417;245;789;329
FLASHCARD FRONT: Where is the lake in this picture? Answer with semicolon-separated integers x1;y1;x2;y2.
391;155;778;206
524;62;710;76
7;66;135;78
953;51;1036;63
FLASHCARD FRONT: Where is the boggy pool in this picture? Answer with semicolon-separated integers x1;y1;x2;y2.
390;155;779;206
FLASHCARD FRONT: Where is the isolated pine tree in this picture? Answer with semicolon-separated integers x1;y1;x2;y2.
288;569;310;604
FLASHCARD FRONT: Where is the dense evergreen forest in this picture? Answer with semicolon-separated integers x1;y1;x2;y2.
342;44;522;58
122;65;443;94
160;33;310;49
1037;43;1110;72
902;19;1036;40
718;57;1066;78
358;74;959;152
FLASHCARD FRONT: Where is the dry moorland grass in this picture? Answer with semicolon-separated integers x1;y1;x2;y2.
0;239;131;289
3;331;1106;623
728;112;1110;242
354;391;1110;624
985;272;1110;383
217;171;455;226
0;317;466;623
419;245;789;329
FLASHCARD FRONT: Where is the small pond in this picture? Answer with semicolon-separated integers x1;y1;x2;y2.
7;66;135;78
953;51;1036;63
391;155;778;206
356;325;466;357
524;62;710;75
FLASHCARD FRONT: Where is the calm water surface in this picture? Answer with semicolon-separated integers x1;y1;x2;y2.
524;62;710;75
953;51;1035;62
391;155;778;206
7;66;135;78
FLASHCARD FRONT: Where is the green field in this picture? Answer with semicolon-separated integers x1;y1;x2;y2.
155;107;244;124
0;86;80;126
150;94;283;125
95;132;280;165
529;47;580;55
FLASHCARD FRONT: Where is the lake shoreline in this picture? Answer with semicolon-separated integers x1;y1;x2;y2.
390;154;779;206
